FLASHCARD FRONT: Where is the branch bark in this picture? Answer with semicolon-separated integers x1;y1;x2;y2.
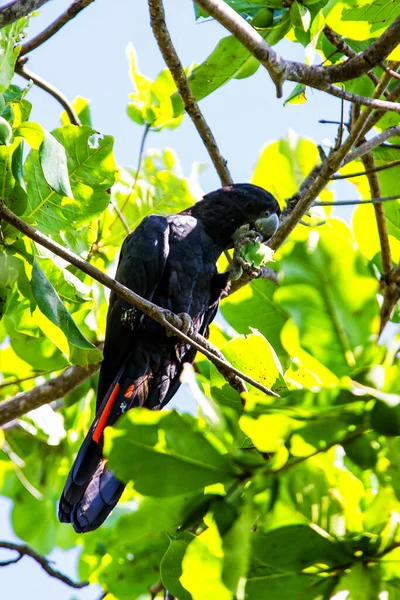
0;0;50;27
0;541;88;589
0;362;100;427
148;0;232;186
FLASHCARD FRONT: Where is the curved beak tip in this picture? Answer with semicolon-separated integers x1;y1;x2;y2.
255;213;280;240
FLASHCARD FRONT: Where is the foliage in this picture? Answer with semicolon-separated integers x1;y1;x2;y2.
0;1;400;599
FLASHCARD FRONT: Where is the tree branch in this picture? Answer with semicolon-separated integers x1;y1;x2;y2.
148;0;232;186
323;24;390;97
194;0;400;110
19;0;95;56
361;153;392;275
331;158;400;180
0;0;50;27
0;203;278;404
341;126;400;167
0;541;88;589
313;194;400;207
15;62;81;126
0;362;100;427
380;263;400;333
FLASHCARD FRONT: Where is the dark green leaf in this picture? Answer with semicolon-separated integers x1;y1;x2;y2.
31;257;102;366
105;409;238;496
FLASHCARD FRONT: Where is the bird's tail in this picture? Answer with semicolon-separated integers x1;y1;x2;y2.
59;366;133;533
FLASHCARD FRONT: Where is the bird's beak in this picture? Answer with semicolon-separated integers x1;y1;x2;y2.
255;213;280;241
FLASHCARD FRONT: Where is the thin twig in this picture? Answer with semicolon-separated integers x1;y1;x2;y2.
0;541;88;589
384;66;400;82
0;361;100;427
358;81;400;140
19;0;95;56
148;0;232;186
111;122;150;228
0;370;61;390
0;203;277;399
110;198;130;235
341;126;400;167
15;62;81;126
331;158;400;180
0;0;51;27
313;195;400;207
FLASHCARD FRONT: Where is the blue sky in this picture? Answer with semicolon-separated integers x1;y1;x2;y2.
0;0;355;598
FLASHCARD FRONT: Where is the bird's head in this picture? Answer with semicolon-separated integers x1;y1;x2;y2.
190;183;281;250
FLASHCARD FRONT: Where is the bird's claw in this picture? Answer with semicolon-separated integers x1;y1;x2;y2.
229;226;262;281
178;313;194;336
232;225;262;250
167;312;194;337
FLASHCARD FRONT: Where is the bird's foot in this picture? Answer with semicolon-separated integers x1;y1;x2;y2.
230;255;261;281
229;226;262;281
232;225;262;250
166;312;194;337
177;312;194;336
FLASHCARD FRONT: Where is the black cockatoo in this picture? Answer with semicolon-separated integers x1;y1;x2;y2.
59;183;280;532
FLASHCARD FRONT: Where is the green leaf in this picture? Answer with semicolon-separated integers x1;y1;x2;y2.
0;115;12;145
252;131;329;206
210;332;285;413
371;400;400;437
221;278;288;362
35;257;90;305
60;96;92;126
283;83;307;107
220;496;253;594
105;409;238;496
246;570;337;600
290;1;311;31
240;413;300;453
252;523;350;571
16;123;74;198
324;0;400;40
0;18;27;93
161;531;194;600
337;562;381;600
23;125;115;251
275;220;379;376
343;434;378;469
180;515;232;600
126;43;184;130
39;130;74;198
31;257;102;366
0;138;27;218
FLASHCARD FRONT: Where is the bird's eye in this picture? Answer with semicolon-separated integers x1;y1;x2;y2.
264;210;271;217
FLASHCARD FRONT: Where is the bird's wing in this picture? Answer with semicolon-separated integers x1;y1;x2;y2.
97;214;170;408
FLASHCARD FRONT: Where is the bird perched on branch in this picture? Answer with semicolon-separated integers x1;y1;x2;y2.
59;183;280;533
